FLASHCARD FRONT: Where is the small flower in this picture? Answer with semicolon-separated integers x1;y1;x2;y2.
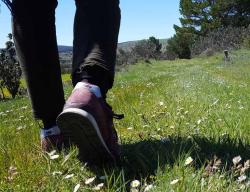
144;184;154;192
50;154;59;160
185;157;194;166
127;127;133;130
161;137;170;143
7;166;18;181
93;183;104;191
244;160;250;168
48;150;57;156
130;189;139;192
170;179;180;185
233;156;242;165
85;176;96;185
17;126;25;131
197;119;202;125
8;166;17;174
159;102;164;106
52;171;62;176
130;180;140;188
64;174;74;179
73;184;80;192
237;175;247;183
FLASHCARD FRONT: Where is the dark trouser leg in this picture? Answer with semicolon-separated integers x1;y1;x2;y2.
12;0;65;124
72;0;121;97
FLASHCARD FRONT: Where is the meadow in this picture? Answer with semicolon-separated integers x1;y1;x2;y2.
0;49;249;191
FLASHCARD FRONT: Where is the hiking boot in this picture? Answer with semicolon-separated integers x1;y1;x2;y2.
40;126;64;152
56;82;124;164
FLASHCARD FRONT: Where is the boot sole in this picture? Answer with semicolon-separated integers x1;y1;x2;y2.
57;108;115;163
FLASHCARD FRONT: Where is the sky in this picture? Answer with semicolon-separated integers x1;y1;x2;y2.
0;0;181;48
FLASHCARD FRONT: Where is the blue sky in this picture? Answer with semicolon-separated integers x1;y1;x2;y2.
0;0;181;47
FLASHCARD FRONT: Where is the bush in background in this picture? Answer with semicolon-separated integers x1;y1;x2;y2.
116;36;163;67
191;26;250;57
0;34;22;99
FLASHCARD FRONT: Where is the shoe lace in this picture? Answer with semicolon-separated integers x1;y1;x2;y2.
113;113;124;120
104;101;124;120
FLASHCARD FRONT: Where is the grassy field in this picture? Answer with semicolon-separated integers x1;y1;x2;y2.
0;50;249;191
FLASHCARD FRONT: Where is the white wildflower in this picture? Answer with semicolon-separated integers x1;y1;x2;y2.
52;171;62;176
130;189;139;192
144;184;154;192
185;157;194;166
159;102;164;106
48;150;57;156
17;126;25;131
130;180;140;188
85;176;96;185
8;166;18;175
197;119;202;125
73;184;80;192
238;175;247;183
64;174;74;179
93;183;104;191
233;156;242;165
170;179;180;185
50;154;59;160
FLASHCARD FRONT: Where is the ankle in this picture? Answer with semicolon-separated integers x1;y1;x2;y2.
40;125;61;139
74;82;102;98
42;119;56;130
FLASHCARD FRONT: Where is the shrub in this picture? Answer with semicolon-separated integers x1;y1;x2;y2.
191;26;250;57
166;32;194;59
116;36;163;67
0;34;22;99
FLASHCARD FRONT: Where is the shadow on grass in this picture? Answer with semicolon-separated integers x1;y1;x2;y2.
117;135;250;179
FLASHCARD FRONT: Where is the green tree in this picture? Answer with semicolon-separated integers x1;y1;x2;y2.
168;0;250;59
132;36;162;60
0;33;22;99
179;0;250;35
148;36;162;59
166;31;195;59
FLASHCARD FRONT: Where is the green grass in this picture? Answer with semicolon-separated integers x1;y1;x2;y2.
0;49;250;191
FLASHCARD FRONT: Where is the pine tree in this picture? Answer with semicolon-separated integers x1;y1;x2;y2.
179;0;250;35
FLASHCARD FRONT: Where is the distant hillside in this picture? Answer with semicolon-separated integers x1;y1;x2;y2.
58;41;137;53
58;45;73;53
118;40;139;51
58;38;168;53
118;38;168;51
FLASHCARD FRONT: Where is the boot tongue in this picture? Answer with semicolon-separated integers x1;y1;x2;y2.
74;82;102;98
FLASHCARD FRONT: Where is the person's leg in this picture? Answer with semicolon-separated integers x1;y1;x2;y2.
12;0;65;124
11;0;65;150
57;0;122;164
72;0;121;97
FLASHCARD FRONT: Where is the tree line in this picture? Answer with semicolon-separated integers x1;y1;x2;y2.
166;0;250;59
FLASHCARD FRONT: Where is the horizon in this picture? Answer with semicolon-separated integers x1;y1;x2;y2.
0;1;181;48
